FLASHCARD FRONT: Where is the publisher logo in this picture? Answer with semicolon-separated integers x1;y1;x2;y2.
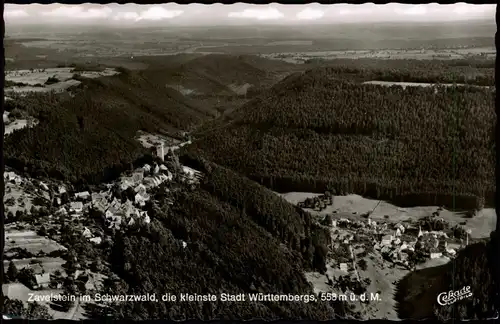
437;286;473;306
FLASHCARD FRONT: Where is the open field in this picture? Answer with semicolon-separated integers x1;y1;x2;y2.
280;193;496;239
363;80;492;89
5;81;81;94
4;67;119;94
136;131;182;149
3;257;66;275
4;119;38;135
260;47;496;63
2;283;86;320
5;19;494;72
4;230;67;256
5;67;118;83
4;183;36;215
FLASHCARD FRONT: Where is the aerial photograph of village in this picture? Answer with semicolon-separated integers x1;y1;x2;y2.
1;3;497;321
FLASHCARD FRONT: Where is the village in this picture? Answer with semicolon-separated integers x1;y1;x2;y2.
2;143;202;319
0;133;484;320
303;192;472;272
297;191;475;319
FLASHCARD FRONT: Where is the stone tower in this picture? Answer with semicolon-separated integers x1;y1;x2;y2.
156;143;165;162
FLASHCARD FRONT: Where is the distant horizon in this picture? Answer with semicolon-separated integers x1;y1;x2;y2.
4;3;496;26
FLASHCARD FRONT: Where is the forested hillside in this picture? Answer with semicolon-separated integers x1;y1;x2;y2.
396;232;497;320
184;67;495;209
4;69;210;185
141;54;296;97
304;59;494;85
87;161;340;320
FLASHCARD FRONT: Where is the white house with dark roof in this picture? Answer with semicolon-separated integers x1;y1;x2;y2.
89;237;102;245
70;201;83;213
83;227;92;238
381;235;393;246
430;252;443;259
39;181;49;191
34;273;51;289
75;191;90;200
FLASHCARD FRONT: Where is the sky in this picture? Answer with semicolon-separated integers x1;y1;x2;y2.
4;3;495;25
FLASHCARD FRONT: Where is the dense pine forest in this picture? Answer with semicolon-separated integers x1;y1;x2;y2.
4;57;495;194
306;59;494;85
4;69;210;185
185;65;495;209
2;51;496;321
81;161;339;320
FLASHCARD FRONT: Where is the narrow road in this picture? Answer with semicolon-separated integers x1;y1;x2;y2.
67;298;80;320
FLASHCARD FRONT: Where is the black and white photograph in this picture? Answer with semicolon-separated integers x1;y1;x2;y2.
1;2;497;321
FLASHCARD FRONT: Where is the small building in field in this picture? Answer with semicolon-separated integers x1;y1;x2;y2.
34;273;51;289
430;252;442;259
445;248;456;256
89;237;102;245
75;191;90;201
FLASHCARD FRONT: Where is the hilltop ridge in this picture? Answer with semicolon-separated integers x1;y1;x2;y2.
184;66;495;209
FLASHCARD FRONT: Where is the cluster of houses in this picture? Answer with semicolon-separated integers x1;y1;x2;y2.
5;262;100;294
4;149;204;243
298;192;333;211
374;222;457;267
55;160;202;232
4;171;23;185
62;164;173;230
326;212;461;273
2;148;204;314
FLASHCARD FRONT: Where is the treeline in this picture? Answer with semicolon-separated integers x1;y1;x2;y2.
191;157;331;271
186;70;495;209
396;232;497;320
89;161;342;320
3;68;212;185
247;175;492;210
305;58;495;86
